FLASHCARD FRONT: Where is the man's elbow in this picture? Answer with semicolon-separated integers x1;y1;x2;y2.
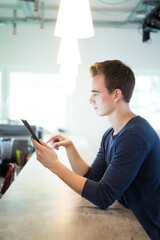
96;197;111;210
98;204;108;210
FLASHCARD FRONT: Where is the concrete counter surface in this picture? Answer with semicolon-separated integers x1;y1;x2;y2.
0;148;150;240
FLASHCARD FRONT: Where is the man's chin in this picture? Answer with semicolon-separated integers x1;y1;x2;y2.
96;111;106;117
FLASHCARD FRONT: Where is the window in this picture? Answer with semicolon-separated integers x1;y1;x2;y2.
130;74;160;130
9;72;69;132
0;72;1;100
0;72;1;119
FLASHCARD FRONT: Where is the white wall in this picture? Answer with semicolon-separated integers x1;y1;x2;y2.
0;24;160;157
0;24;59;70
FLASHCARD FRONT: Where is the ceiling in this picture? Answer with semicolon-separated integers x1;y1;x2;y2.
0;0;159;30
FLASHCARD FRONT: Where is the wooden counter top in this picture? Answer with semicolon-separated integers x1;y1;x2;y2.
0;148;149;240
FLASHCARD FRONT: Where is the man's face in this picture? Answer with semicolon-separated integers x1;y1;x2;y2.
89;74;116;116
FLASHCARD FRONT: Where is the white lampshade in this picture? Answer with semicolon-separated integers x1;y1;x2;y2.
57;37;81;65
55;0;94;39
59;74;76;95
60;63;78;77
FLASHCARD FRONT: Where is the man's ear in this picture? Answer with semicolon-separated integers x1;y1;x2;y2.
114;89;122;102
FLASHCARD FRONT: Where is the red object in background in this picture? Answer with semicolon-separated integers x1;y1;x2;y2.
1;163;15;195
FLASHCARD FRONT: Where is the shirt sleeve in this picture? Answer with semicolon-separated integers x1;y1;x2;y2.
83;131;108;181
82;133;148;209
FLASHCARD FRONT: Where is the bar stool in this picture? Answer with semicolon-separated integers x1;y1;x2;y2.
0;163;15;197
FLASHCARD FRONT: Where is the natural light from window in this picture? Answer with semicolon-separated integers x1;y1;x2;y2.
0;72;1;117
9;72;70;132
130;75;160;130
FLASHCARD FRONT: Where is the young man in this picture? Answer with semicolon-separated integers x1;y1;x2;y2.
32;60;160;239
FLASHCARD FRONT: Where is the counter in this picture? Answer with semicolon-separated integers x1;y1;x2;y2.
0;147;150;240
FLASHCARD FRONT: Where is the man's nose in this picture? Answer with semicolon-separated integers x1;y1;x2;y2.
89;95;95;104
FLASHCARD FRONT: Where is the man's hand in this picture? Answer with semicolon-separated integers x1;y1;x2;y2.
31;137;87;196
46;133;72;150
46;133;89;176
31;138;60;173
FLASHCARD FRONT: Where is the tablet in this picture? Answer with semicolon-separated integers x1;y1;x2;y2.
21;119;40;143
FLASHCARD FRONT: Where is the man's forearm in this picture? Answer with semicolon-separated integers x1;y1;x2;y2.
65;142;89;176
52;161;88;195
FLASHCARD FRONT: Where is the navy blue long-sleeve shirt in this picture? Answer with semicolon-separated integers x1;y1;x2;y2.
82;116;160;239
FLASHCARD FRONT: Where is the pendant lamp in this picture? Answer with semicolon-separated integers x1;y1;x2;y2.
55;0;94;39
60;64;78;77
57;37;81;65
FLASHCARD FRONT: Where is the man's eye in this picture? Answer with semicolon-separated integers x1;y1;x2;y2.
94;93;99;97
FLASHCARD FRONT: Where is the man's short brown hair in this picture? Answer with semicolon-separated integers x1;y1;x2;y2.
89;60;135;103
